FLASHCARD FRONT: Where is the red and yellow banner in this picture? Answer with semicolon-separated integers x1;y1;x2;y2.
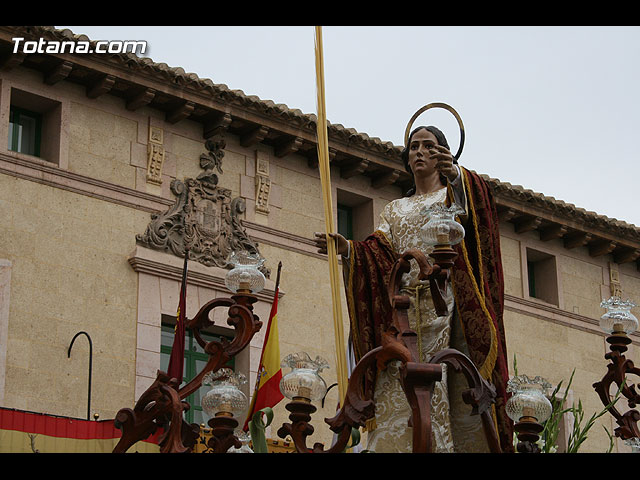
0;407;160;453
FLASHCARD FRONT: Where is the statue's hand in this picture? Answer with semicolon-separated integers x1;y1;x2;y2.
431;144;458;182
313;232;349;256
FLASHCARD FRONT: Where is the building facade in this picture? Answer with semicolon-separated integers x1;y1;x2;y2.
0;26;639;453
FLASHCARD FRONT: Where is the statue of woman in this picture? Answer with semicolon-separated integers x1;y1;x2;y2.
314;125;513;453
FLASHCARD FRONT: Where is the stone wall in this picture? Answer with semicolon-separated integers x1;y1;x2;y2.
0;173;146;418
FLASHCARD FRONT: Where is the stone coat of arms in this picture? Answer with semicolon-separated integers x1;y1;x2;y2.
136;137;266;274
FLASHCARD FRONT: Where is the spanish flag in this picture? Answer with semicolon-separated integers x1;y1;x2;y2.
167;250;188;385
243;262;284;431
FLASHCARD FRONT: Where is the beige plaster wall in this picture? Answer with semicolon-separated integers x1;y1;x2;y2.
559;253;606;319
500;234;523;298
0;173;149;419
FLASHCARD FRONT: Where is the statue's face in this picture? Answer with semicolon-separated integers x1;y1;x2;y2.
408;129;438;176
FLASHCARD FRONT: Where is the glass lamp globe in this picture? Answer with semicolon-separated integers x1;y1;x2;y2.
201;368;248;418
420;203;465;247
506;375;553;423
624;437;640;453
599;297;638;335
228;429;254;453
279;352;329;403
225;250;266;294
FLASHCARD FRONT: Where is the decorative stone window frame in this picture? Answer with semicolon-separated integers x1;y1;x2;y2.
127;245;279;404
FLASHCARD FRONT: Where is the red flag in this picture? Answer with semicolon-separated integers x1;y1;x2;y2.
243;262;284;430
167;251;188;384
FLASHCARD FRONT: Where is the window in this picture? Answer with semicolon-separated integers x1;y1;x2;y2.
336;189;374;242
525;248;559;306
160;321;234;426
337;203;353;240
8;106;42;157
7;88;62;165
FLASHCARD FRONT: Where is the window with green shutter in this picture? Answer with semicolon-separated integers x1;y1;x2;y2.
8;106;42;157
160;323;234;426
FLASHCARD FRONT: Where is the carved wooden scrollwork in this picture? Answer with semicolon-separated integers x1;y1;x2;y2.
112;291;262;453
593;334;640;441
112;372;200;453
277;245;502;453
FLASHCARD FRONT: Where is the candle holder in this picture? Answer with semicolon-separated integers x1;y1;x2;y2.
593;296;640;448
279;352;329;403
506;375;552;453
276;353;331;453
420;202;465;248
420;203;465;316
202;368;248;453
225;250;266;295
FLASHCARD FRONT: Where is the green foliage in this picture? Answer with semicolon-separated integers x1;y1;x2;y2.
563;385;621;453
603;426;615;454
344;427;363;453
539;370;575;453
511;356;623;453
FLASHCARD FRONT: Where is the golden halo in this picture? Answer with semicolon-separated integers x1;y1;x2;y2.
404;102;465;160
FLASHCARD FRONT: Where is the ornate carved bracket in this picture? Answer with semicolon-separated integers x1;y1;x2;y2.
112;372;200;453
593;333;640;441
388;248;501;453
112;291;262;453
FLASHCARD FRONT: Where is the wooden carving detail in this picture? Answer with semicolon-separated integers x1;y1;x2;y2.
113;372;200;454
113;291;262;453
277;245;502;453
136;136;267;275
593;333;640;441
387;248;501;453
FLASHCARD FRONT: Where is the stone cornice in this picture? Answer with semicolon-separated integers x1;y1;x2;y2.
487;174;639;239
127;245;283;303
0;150;173;213
504;293;640;346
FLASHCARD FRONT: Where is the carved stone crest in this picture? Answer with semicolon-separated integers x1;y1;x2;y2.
136;137;267;274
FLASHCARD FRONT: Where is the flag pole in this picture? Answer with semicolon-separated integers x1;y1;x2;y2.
167;247;189;385
275;260;282;292
314;26;348;405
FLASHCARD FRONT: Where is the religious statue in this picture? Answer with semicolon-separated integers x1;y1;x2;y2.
313;112;513;453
